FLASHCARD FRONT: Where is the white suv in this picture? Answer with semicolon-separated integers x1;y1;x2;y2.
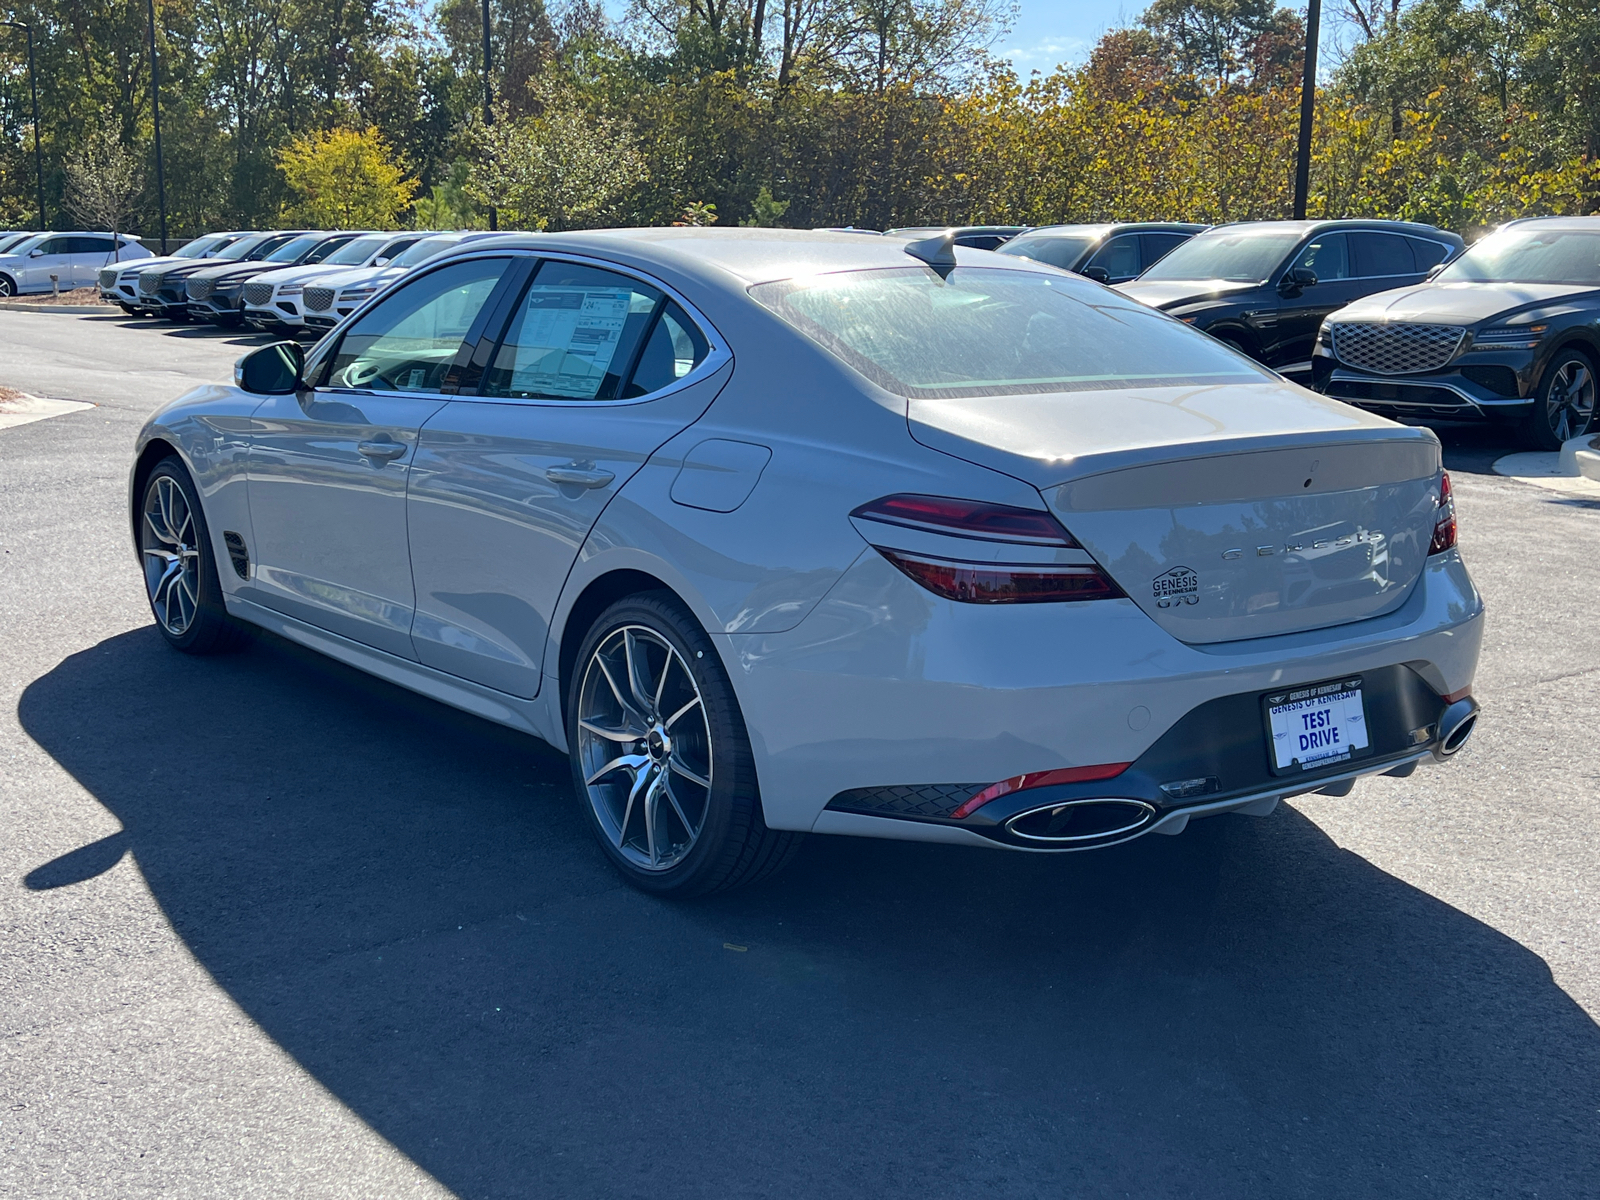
0;232;152;297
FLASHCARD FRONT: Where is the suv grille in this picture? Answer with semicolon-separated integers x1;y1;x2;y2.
243;282;274;306
303;286;335;312
98;267;119;289
1330;322;1466;375
187;277;215;301
138;270;164;295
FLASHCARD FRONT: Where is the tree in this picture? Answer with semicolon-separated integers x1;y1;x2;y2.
414;159;485;228
278;127;419;228
63;110;145;260
468;83;647;229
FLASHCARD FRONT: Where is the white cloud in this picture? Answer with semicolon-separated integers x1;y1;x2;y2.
999;35;1092;71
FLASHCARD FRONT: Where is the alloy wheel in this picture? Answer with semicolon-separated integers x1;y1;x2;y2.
141;474;202;637
575;624;713;872
0;276;13;298
1545;358;1596;442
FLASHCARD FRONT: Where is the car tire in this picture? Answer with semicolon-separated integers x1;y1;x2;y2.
137;458;251;655
1522;349;1596;450
567;591;801;896
0;274;15;298
118;303;138;315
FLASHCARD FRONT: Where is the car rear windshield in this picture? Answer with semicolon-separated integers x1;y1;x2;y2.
1438;228;1600;285
995;234;1097;271
1138;228;1303;283
391;236;462;267
750;266;1266;398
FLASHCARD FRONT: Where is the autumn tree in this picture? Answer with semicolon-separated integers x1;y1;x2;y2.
278;127;419;228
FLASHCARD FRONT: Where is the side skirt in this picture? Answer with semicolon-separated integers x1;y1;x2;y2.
224;595;565;749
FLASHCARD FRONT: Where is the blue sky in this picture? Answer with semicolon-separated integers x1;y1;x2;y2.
999;0;1134;74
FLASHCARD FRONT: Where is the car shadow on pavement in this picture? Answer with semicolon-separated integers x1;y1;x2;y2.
18;626;1600;1200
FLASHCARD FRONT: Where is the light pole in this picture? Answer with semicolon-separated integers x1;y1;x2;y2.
482;0;496;231
1292;0;1321;220
1;21;45;230
146;0;167;253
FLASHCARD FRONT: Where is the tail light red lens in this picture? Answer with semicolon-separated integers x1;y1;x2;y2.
1428;471;1457;555
951;762;1134;820
854;494;1125;603
878;550;1125;604
851;494;1080;546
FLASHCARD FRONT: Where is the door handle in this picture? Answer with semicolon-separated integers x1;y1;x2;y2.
357;440;407;462
545;465;615;488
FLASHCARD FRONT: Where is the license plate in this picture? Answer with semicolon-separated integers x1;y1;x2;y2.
1265;677;1369;773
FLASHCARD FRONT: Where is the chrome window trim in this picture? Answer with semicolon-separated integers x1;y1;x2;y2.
439;248;733;409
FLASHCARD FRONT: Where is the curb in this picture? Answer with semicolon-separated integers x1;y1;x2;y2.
0;303;114;314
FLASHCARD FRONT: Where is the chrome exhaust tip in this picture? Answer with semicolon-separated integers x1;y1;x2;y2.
1004;798;1156;846
1433;697;1480;760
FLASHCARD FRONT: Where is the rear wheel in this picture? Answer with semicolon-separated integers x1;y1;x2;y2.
568;592;800;895
1522;349;1596;450
138;459;250;655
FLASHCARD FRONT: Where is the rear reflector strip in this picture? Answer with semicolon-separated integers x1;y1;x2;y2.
951;762;1134;820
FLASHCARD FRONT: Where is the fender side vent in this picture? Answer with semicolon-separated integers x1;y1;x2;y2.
222;531;250;579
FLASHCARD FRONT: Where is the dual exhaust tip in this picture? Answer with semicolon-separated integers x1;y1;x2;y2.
1003;695;1480;847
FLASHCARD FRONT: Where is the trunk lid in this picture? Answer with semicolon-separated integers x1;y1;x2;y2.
908;380;1442;644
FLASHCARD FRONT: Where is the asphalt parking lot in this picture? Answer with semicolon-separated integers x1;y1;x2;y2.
2;309;1598;1199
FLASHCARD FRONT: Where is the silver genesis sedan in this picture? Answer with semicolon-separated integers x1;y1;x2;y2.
129;229;1484;894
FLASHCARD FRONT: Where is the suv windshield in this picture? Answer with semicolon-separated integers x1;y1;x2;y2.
319;234;387;266
751;266;1264;398
1139;228;1303;283
1439;228;1600;285
996;234;1099;271
265;235;323;263
390;235;463;267
216;234;283;261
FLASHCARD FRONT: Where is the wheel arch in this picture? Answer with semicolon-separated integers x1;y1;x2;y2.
556;567;684;730
1204;322;1262;360
129;437;185;553
1543;332;1600;373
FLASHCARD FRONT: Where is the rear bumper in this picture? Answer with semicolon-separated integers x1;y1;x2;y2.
728;548;1484;836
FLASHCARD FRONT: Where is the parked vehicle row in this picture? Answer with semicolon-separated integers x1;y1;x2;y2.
129;227;1483;894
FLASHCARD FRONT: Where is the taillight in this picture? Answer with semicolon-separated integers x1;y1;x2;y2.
1428;472;1457;555
850;494;1079;546
851;494;1125;604
950;762;1134;820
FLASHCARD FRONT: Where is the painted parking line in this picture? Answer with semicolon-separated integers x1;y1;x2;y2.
0;391;95;431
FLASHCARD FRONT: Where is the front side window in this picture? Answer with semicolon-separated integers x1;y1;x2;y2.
326;258;508;393
752;266;1265;398
1296;234;1350;281
1085;235;1141;280
481;263;664;401
1140;228;1303;283
1438;228;1600;285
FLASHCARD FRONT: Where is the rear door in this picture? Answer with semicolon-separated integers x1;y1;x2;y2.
406;257;729;697
68;235;117;286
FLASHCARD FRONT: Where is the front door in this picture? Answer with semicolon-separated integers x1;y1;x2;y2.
1274;233;1372;368
407;260;727;698
19;236;73;292
245;255;514;658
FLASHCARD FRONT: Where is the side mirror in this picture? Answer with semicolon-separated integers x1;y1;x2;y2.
1425;262;1446;281
373;256;390;266
235;342;305;395
28;248;43;258
1082;265;1111;284
1278;266;1318;294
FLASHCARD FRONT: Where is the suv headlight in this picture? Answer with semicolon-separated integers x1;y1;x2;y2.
1472;323;1547;350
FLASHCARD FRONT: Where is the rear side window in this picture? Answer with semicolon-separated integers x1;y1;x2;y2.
622;302;711;398
1140;232;1191;267
1406;237;1453;269
752;266;1265;399
1349;232;1417;277
481;263;663;401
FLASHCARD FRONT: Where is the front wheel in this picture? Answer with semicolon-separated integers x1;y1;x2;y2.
1522;349;1596;450
138;459;250;654
567;592;801;895
0;274;15;298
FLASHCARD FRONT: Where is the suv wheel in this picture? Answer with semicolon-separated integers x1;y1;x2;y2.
568;592;801;895
1522;349;1596;450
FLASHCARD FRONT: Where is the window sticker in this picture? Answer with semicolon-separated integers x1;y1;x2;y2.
509;288;633;399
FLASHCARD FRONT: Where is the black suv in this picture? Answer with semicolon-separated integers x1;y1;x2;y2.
185;231;360;327
136;231;294;320
1312;217;1600;449
996;222;1207;284
1118;220;1464;377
